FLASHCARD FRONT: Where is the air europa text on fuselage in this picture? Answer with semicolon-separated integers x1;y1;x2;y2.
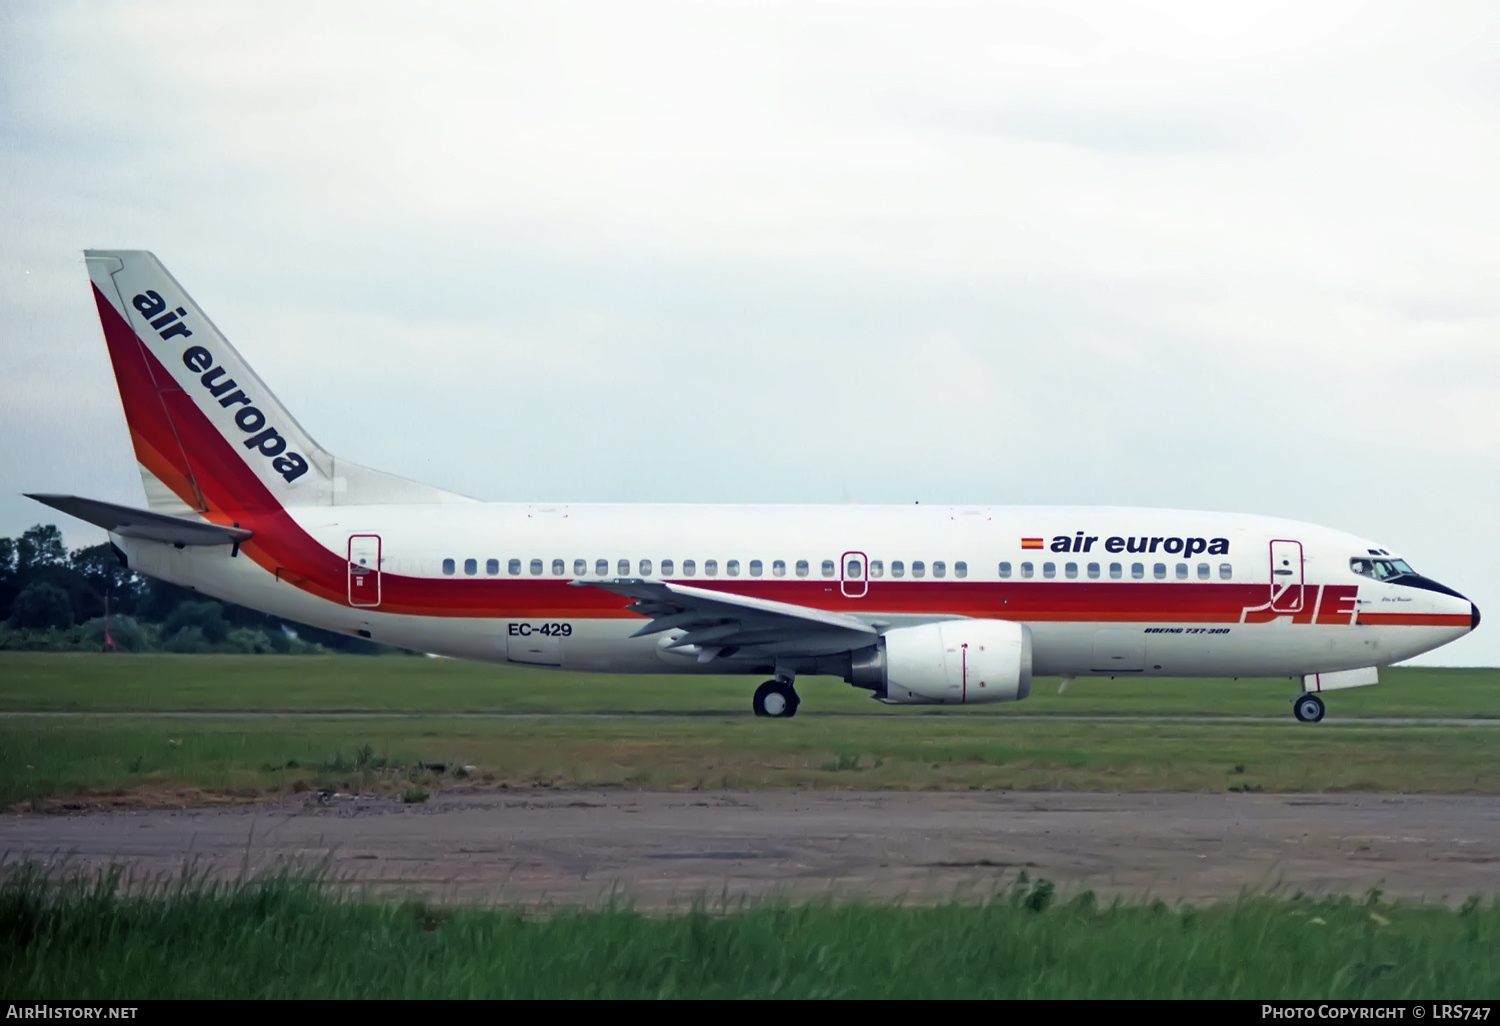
1045;531;1230;556
130;289;310;484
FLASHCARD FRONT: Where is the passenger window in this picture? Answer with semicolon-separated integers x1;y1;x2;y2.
1175;563;1188;580
796;560;809;578
618;559;631;576
1087;562;1100;579
772;559;786;577
891;560;905;578
552;558;565;576
640;558;653;577
1043;562;1056;579
749;559;762;577
486;558;499;575
846;559;862;577
682;559;697;576
1021;562;1034;579
955;561;967;579
1197;563;1210;580
442;558;456;575
507;558;521;575
661;559;674;576
1109;562;1122;579
705;559;718;576
530;558;543;576
727;559;740;576
464;558;477;575
1219;563;1232;580
933;560;946;578
1064;562;1078;579
869;560;884;578
912;560;926;578
1131;562;1144;579
1153;563;1167;580
998;561;1012;578
821;560;836;577
574;558;586;576
595;559;608;576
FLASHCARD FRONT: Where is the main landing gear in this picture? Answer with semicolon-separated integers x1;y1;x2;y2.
753;678;800;719
1293;693;1325;724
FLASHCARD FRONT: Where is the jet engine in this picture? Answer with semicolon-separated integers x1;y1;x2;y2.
846;620;1032;705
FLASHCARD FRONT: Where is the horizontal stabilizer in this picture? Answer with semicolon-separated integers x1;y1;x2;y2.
26;494;252;547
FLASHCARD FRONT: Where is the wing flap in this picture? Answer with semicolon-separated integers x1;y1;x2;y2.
580;578;876;660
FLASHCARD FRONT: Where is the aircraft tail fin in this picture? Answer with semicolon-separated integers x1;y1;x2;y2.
84;250;472;515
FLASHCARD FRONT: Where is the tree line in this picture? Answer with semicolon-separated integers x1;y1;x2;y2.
0;524;391;654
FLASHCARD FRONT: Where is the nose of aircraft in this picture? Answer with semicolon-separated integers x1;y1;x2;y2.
1473;602;1482;632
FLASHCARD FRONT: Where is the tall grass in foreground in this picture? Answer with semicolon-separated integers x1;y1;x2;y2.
2;867;1497;998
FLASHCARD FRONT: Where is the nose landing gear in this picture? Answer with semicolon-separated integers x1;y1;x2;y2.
753;678;800;718
1293;693;1325;723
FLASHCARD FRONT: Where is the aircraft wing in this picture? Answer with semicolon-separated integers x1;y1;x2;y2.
26;494;252;547
581;578;877;662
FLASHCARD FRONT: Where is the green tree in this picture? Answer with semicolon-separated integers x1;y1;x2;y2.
8;582;75;630
0;537;18;623
81;615;150;652
161;601;230;646
16;525;66;572
163;625;212;653
69;543;143;615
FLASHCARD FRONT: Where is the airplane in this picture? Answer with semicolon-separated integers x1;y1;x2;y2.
27;250;1480;723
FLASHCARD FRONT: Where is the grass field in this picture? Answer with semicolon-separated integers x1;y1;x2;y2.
3;868;1496;999
1;654;1497;805
4;652;1499;717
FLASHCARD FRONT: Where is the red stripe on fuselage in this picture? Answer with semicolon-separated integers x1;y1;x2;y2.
1355;613;1470;627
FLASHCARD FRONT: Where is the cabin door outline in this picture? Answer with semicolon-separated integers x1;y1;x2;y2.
841;550;868;598
1269;539;1304;613
347;534;382;608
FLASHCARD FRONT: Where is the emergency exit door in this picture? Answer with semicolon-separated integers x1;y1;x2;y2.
1269;539;1303;613
348;534;382;608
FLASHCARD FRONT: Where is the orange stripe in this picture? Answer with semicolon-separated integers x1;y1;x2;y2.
130;428;203;511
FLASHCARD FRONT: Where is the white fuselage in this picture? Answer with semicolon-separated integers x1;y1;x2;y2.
114;501;1475;680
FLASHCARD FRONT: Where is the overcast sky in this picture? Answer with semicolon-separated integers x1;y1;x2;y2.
2;1;1496;664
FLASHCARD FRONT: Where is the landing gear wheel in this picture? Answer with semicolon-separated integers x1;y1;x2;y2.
753;680;800;719
1293;693;1325;723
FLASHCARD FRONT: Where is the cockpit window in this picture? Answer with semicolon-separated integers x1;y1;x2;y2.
1350;557;1415;581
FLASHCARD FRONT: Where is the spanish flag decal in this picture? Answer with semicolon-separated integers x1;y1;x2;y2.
1021;537;1044;550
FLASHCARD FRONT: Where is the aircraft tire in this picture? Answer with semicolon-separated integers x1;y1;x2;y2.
1293;693;1325;724
753;680;800;719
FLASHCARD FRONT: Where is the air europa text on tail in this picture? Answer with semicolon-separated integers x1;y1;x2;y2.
131;289;310;483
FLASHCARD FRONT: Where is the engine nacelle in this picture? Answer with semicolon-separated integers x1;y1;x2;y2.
847;620;1033;705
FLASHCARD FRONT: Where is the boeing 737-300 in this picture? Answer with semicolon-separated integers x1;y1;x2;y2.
27;250;1481;722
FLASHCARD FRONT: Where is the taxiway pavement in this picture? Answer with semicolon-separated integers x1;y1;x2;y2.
5;790;1497;906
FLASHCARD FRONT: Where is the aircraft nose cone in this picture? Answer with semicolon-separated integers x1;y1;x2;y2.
1473;602;1482;632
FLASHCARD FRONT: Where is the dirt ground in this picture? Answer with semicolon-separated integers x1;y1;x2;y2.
4;790;1498;907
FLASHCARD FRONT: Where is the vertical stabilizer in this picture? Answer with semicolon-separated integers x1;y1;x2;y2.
85;250;472;513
